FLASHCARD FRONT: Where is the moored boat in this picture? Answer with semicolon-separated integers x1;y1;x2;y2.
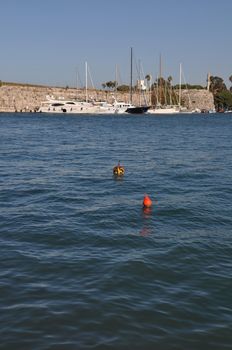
38;97;98;114
147;105;180;114
126;105;150;114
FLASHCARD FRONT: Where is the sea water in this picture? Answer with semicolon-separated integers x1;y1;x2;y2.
0;113;231;349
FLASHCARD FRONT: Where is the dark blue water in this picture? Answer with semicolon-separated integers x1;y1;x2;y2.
0;113;231;350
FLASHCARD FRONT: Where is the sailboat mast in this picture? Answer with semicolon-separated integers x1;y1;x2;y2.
115;64;118;100
179;63;182;107
138;59;141;106
159;54;162;80
76;66;78;99
156;74;159;105
130;47;133;104
159;53;162;105
85;61;88;103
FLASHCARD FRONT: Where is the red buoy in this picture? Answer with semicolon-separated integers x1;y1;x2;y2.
143;195;152;208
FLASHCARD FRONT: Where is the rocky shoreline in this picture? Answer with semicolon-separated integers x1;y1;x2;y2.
0;83;215;112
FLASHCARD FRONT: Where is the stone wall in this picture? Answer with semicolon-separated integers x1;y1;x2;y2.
0;85;131;112
181;89;215;111
0;84;215;112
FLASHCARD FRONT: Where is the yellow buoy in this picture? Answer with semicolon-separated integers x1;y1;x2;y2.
113;161;125;176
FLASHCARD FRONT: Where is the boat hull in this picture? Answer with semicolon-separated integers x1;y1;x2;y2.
126;106;150;114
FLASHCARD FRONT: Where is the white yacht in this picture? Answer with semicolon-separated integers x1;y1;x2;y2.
113;101;135;114
38;96;137;114
61;101;99;114
38;97;98;114
61;100;134;114
38;98;67;113
147;104;180;114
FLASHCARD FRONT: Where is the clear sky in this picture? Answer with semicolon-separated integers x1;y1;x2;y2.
0;0;231;88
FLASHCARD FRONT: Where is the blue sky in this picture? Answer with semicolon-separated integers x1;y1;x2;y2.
0;0;231;88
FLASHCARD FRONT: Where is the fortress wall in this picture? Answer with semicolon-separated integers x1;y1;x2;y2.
0;84;215;112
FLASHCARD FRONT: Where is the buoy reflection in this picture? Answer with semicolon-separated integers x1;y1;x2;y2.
140;227;151;237
143;206;152;216
140;206;153;236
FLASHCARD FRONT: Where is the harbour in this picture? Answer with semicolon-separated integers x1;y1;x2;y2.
0;82;215;114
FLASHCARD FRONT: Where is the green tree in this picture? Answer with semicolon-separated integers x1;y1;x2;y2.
117;85;130;92
229;75;232;92
106;81;116;90
214;90;232;111
209;76;227;94
208;76;230;110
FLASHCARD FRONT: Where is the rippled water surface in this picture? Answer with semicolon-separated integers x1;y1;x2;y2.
0;113;232;349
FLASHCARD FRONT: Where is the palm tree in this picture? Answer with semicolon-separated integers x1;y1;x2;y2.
145;74;151;85
145;74;152;104
167;76;173;105
167;76;172;85
229;75;232;91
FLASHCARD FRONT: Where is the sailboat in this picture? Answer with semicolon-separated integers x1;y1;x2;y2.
125;48;150;114
148;59;181;114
